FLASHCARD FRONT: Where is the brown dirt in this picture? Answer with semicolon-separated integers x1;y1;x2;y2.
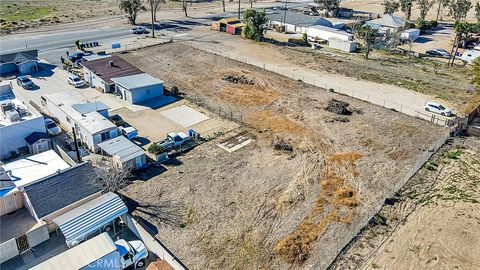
332;137;480;270
120;43;447;270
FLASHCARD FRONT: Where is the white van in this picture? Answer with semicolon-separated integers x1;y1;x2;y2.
461;45;480;64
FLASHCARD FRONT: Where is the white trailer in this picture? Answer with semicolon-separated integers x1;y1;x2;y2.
400;29;420;42
307;25;353;42
31;233;148;270
328;38;357;52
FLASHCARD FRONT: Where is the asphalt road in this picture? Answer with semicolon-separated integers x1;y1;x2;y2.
0;2;308;66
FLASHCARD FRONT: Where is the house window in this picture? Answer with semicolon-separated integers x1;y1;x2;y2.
101;131;111;141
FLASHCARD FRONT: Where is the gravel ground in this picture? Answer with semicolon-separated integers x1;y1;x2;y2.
120;43;447;270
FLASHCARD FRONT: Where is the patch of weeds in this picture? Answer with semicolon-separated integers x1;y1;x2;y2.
371;262;382;269
446;150;463;159
408;244;421;255
424;161;438;171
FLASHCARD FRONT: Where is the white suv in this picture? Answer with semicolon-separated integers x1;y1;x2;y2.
424;102;452;117
68;74;84;88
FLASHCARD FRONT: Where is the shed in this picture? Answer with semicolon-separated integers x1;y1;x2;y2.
81;55;143;93
227;23;245;35
24;132;52;154
53;192;128;247
97;136;147;170
0;49;39;76
218;17;241;31
111;73;164;104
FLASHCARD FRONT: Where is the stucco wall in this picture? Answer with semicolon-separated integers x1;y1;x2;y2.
18;61;38;75
130;84;164;104
0;238;19;264
0;63;17;75
0;115;46;159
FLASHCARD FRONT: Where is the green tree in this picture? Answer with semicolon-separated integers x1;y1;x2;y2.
472;58;480;89
449;0;472;22
417;0;436;20
383;0;400;14
242;9;268;41
475;2;480;22
119;0;143;25
315;0;341;16
356;25;377;59
400;0;413;19
448;22;480;65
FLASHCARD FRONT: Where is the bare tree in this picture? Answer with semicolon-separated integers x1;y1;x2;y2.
449;0;472;22
315;0;341;17
436;0;451;21
119;0;143;25
383;0;400;14
182;0;188;17
400;0;413;19
417;0;436;20
134;199;185;227
147;0;165;21
90;159;133;193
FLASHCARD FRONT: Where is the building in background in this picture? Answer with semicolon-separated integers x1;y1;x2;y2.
111;73;164;104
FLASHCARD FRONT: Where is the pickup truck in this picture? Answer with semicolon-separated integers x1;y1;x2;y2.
31;232;148;270
157;132;190;150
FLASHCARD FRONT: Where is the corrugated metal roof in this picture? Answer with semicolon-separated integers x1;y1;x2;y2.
97;135;144;162
53;192;128;247
366;14;405;29
31;232;117;270
111;73;164;90
72;101;110;114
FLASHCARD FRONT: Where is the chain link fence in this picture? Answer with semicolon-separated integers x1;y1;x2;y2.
182;41;455;127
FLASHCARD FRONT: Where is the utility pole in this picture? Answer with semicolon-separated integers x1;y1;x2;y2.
282;0;288;27
72;127;82;163
150;0;155;38
238;0;241;19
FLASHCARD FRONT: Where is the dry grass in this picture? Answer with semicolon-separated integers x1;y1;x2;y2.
244;110;305;135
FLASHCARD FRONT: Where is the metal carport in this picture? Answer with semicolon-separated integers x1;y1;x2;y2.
53;192;128;247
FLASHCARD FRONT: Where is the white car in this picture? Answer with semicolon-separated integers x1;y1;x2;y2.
44;119;62;136
67;74;84;88
424;102;452;117
131;26;147;34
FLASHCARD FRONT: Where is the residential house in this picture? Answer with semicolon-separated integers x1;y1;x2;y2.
0;49;39;76
44;92;118;152
111;73;164;104
0;161;102;263
267;10;334;33
98;135;147;170
0;86;46;160
365;14;406;33
81;55;143;93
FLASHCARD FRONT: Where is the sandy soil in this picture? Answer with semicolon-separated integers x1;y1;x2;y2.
119;43;447;270
332;136;480;270
341;0;480;23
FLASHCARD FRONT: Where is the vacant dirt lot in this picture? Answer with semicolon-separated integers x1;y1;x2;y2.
332;136;480;270
121;43;446;270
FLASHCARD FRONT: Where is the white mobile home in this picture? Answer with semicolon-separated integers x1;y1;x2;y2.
44;92;118;152
307;25;353;42
267;10;334;34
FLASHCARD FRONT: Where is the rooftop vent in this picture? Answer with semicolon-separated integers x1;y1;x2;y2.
108;61;114;67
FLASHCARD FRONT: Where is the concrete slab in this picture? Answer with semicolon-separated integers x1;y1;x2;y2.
217;130;252;153
159;105;209;128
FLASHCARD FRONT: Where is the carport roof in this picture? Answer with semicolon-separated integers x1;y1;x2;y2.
81;55;143;84
53;192;128;247
97;136;144;163
111;73;164;90
0;49;38;64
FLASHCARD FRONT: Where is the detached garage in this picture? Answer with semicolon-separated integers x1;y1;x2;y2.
111;73;164;104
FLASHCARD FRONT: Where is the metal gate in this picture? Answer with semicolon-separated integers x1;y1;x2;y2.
16;234;30;253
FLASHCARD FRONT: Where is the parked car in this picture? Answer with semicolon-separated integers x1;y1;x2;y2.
68;52;85;62
424;102;452;117
67;74;85;88
131;26;147;34
119;126;138;140
426;48;451;58
16;76;34;89
110;114;125;126
44;118;62;136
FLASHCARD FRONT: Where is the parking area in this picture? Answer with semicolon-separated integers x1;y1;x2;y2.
5;60;237;149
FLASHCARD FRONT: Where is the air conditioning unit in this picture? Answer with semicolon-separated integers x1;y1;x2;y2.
5;110;20;122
